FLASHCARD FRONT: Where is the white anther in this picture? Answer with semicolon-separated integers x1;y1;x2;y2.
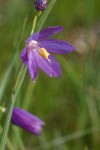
29;40;38;45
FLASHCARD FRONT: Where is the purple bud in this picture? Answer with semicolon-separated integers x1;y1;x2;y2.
34;0;48;11
11;107;45;135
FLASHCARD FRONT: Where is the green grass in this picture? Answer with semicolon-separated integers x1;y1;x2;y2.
0;0;100;149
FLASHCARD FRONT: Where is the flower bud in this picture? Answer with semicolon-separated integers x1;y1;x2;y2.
34;0;48;11
11;107;45;135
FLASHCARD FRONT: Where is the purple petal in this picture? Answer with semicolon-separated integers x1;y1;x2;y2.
26;26;63;42
21;48;38;81
27;50;38;81
35;52;62;77
11;107;45;135
20;47;28;64
38;39;76;54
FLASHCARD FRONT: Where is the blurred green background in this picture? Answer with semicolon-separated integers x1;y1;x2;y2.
0;0;100;149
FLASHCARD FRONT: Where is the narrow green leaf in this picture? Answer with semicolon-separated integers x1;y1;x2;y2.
6;139;16;150
0;67;26;150
13;127;25;150
0;17;27;103
0;17;27;149
0;52;18;103
0;125;15;150
22;79;35;109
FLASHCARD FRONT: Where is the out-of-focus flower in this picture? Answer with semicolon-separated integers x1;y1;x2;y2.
34;0;48;11
21;26;76;81
11;107;45;135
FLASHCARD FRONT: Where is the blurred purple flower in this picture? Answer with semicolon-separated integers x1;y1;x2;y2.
34;0;48;11
21;26;76;81
11;107;45;135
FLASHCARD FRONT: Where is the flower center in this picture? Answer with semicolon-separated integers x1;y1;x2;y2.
28;40;50;61
29;40;38;45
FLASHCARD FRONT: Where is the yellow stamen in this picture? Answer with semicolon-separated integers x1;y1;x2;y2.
38;48;50;62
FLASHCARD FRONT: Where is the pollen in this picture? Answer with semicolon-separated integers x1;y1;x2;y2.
38;48;51;61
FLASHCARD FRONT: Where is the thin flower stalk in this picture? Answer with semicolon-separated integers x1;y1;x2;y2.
0;12;39;150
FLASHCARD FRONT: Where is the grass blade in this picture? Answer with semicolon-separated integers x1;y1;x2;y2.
0;65;26;150
0;125;15;150
0;52;17;103
0;17;27;103
12;127;25;150
38;125;100;149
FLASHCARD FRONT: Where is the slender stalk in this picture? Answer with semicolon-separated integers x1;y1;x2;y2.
30;12;41;35
0;13;39;150
0;65;26;150
0;125;16;150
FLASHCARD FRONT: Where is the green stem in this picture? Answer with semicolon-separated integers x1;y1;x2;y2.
0;65;26;150
0;13;39;150
30;11;41;35
13;64;26;97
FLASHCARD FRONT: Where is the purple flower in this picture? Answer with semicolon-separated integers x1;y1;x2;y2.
34;0;48;11
21;26;76;81
11;107;45;135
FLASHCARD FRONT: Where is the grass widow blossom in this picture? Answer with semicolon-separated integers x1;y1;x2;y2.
21;26;76;81
11;107;45;135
